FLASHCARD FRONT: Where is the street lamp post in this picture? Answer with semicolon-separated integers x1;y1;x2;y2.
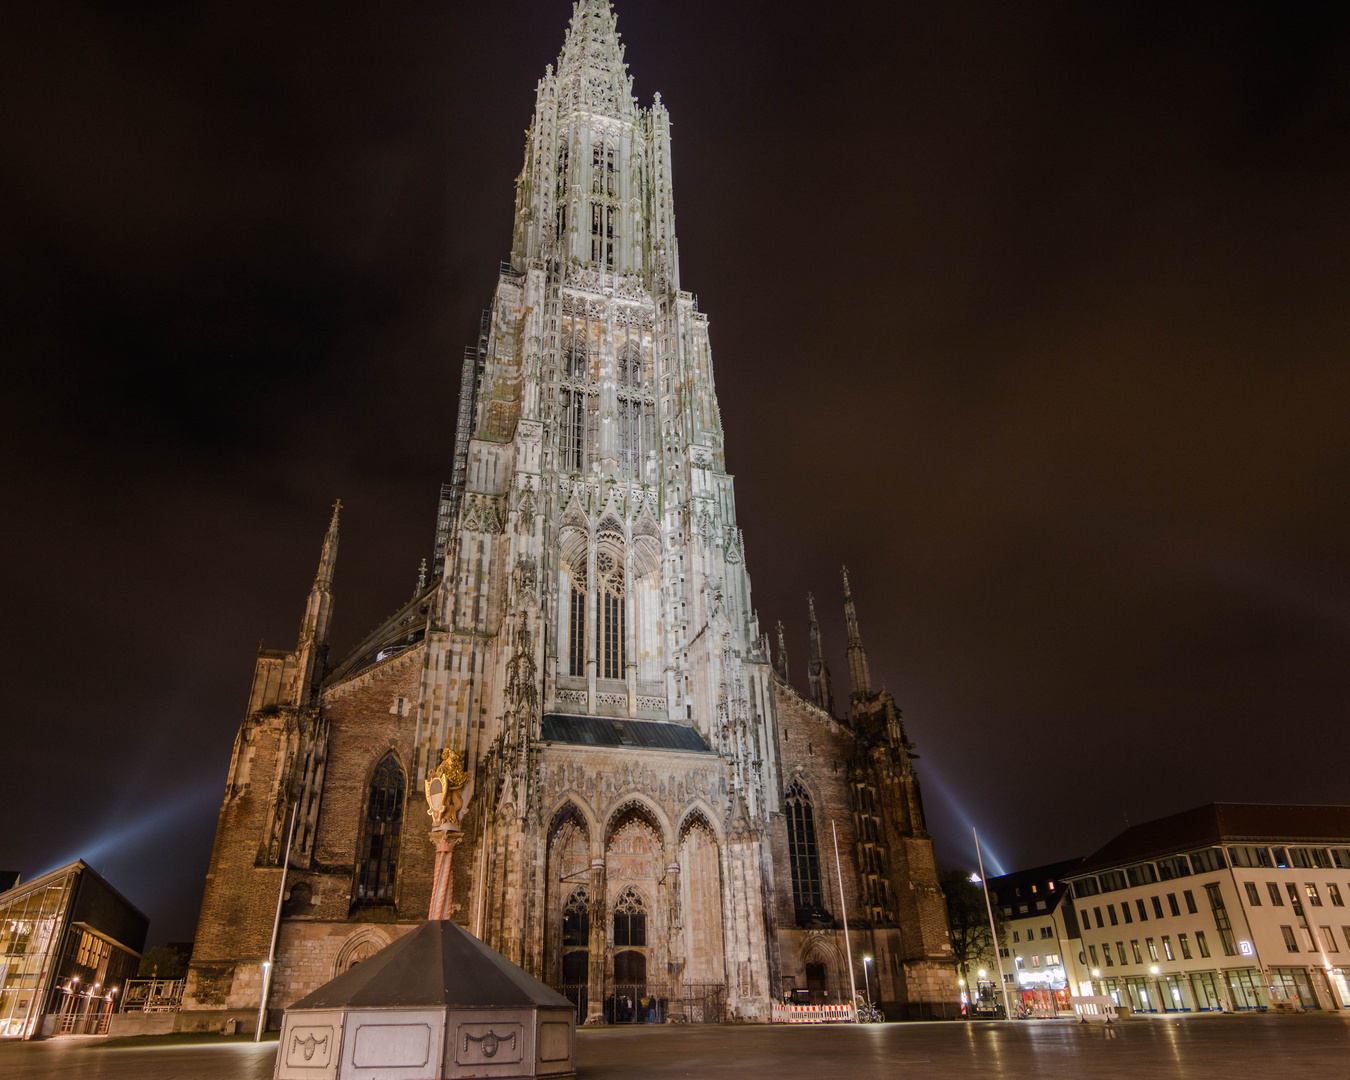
973;827;1014;1021
862;956;872;1007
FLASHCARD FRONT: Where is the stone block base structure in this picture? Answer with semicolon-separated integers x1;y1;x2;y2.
275;921;574;1080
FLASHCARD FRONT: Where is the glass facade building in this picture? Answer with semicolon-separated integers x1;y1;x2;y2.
0;861;147;1039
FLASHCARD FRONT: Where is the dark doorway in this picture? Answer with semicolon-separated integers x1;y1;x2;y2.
562;950;588;982
559;950;588;1019
614;949;646;984
609;950;654;1024
806;962;827;1002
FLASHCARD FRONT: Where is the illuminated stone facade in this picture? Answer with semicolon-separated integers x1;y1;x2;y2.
179;1;958;1030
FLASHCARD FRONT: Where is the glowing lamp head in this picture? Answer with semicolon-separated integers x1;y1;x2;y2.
1092;969;1101;977
1150;966;1160;975
978;970;987;979
969;873;982;884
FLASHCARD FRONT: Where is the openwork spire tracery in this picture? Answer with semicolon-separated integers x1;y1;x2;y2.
556;1;636;121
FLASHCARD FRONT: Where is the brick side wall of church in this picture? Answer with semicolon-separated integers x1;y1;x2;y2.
770;680;863;930
182;650;440;1019
308;652;434;921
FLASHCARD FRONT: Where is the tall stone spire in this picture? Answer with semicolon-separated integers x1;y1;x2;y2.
806;592;835;716
774;620;789;683
842;566;872;701
296;500;340;705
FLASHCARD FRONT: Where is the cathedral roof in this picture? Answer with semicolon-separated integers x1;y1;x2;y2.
286;920;573;1012
540;713;711;752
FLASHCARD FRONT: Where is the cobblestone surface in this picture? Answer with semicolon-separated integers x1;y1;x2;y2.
2;1014;1348;1079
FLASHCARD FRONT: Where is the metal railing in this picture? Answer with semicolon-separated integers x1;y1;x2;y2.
549;982;726;1024
119;978;185;1013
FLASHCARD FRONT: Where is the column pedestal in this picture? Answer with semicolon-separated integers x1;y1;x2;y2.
429;827;462;921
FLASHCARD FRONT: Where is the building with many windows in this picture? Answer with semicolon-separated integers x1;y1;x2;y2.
984;860;1087;1016
0;861;148;1039
177;1;959;1032
1064;803;1350;1014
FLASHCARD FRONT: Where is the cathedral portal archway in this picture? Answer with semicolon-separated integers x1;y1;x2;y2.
544;801;592;986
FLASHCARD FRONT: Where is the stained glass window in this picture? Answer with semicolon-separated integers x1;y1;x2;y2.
785;781;823;912
357;754;404;901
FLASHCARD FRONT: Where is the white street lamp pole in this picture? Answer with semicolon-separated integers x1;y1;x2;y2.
863;956;872;1007
831;820;859;1021
256;805;298;1041
974;826;1014;1021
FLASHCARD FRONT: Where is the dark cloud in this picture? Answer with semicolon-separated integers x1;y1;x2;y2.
2;1;1348;940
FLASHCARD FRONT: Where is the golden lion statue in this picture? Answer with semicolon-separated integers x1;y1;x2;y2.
425;748;468;830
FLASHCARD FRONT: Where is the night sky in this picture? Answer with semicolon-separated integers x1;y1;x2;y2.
4;1;1349;945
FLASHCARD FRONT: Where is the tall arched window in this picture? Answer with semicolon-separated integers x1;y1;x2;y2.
785;780;824;914
615;332;649;481
560;326;594;475
563;888;590;947
555;138;569;239
568;565;587;677
612;887;647;947
357;754;404;901
598;550;625;680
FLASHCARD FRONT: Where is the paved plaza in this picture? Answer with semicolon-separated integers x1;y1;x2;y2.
2;1014;1348;1079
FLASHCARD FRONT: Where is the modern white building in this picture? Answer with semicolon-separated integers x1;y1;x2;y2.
1063;803;1350;1013
980;860;1088;1016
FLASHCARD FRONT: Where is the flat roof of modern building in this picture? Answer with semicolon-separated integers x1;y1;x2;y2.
1070;803;1350;876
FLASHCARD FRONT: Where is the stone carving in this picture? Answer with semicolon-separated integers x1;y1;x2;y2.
292;1033;328;1062
515;556;538;596
464;1030;516;1058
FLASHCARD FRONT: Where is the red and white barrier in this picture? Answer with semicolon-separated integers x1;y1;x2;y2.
771;1002;857;1023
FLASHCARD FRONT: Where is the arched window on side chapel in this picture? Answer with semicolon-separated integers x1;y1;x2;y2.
785;780;824;916
357;753;405;902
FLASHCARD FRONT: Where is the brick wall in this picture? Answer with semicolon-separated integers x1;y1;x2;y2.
771;681;863;930
181;648;443;1029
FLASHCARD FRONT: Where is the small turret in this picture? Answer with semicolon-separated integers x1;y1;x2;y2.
774;620;789;683
296;500;340;706
842;566;872;702
806;593;835;716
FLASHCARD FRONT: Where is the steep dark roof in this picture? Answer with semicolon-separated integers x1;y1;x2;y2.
989;859;1084;913
288;920;573;1012
540;713;710;753
1072;803;1350;876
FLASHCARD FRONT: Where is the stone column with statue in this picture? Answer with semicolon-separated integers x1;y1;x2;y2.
424;748;469;920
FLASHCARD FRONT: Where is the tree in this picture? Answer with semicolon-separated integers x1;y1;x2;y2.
941;869;1004;1009
137;945;185;980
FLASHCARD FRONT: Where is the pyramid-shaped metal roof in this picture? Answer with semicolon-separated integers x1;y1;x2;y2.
287;920;573;1012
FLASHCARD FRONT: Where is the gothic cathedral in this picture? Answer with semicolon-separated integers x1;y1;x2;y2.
180;2;959;1028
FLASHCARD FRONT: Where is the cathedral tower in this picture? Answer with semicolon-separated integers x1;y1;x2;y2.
179;2;957;1032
